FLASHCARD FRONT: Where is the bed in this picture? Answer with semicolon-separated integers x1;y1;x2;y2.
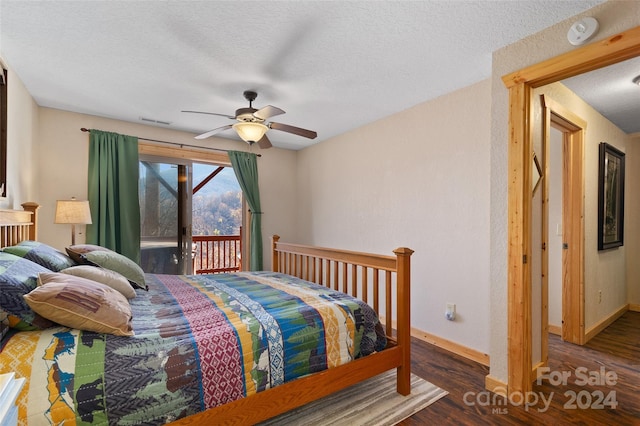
0;203;413;425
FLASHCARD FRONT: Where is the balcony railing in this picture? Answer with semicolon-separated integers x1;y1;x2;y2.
192;231;242;274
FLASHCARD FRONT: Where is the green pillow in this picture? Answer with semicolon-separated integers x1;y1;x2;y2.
82;250;147;290
65;244;111;264
3;241;76;271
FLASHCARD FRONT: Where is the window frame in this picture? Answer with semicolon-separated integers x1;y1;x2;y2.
0;67;7;197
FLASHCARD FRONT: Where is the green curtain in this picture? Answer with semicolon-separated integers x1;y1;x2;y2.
228;150;263;271
86;130;141;263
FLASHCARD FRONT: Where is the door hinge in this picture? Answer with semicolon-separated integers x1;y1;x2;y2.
523;254;528;264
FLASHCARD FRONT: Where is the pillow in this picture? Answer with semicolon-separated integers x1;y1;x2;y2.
65;244;111;264
25;272;134;336
81;250;147;290
61;265;136;299
0;252;54;329
3;241;76;272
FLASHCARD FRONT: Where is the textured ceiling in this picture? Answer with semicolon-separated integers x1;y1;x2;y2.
1;0;621;151
562;56;640;135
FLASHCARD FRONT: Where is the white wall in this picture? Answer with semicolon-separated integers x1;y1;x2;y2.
0;57;39;210
548;127;563;328
297;80;492;355
490;1;640;383
626;134;640;307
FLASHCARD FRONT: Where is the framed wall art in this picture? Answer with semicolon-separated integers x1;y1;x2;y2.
598;142;625;250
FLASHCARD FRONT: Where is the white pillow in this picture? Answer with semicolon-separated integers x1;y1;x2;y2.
60;265;136;299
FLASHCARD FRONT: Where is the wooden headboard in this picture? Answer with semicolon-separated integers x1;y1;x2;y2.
0;202;39;248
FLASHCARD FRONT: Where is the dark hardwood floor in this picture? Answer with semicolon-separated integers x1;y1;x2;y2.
401;311;640;425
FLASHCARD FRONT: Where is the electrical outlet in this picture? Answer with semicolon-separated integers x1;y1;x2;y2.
598;290;602;304
445;303;456;321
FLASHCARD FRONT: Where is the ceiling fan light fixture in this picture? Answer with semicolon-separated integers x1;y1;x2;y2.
633;75;640;86
233;122;268;143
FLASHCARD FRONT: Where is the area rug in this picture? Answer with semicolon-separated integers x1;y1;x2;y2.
258;371;448;426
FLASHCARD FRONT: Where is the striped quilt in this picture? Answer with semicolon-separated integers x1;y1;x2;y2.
0;271;386;425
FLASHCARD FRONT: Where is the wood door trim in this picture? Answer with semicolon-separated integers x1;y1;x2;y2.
504;26;640;397
507;82;532;396
542;96;586;347
502;27;640;89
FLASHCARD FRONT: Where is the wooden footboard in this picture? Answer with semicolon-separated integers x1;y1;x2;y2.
271;235;414;393
174;237;413;425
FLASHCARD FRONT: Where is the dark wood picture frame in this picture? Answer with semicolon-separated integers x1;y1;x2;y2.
598;142;625;250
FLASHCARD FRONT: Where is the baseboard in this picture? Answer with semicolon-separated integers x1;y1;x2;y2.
584;304;628;343
410;327;490;366
629;304;640;312
485;375;507;396
380;316;489;366
548;324;561;335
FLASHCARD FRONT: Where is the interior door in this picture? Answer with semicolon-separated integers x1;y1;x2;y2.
139;158;192;274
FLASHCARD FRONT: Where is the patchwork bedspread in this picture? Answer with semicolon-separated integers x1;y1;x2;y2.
0;271;386;425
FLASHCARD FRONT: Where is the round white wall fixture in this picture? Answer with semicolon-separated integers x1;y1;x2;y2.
567;17;599;46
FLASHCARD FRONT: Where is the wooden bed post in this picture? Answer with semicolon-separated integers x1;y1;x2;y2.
271;235;280;271
21;202;39;241
394;246;414;395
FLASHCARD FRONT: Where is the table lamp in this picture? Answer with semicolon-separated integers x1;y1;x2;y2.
55;198;92;245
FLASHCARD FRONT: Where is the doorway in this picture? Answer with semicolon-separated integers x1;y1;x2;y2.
540;96;586;362
504;26;640;397
531;95;586;380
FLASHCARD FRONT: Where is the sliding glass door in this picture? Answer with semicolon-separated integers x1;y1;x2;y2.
139;158;192;274
139;155;243;275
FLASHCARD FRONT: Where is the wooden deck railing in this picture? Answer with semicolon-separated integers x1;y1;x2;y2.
192;231;242;274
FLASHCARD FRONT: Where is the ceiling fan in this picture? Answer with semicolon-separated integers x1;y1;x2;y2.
182;90;317;149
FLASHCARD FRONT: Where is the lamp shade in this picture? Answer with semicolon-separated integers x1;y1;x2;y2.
233;122;268;143
55;199;92;225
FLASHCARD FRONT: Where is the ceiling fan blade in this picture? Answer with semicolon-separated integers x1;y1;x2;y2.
194;124;233;140
253;105;285;120
269;122;317;139
182;110;235;119
256;134;273;149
